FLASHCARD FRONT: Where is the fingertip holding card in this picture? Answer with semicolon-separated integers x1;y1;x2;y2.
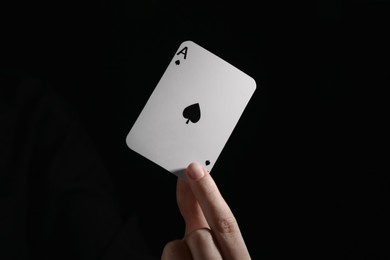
126;40;256;178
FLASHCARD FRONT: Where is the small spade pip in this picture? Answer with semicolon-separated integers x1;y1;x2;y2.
183;103;201;124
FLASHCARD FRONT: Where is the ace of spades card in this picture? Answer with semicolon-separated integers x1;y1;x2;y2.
126;40;256;178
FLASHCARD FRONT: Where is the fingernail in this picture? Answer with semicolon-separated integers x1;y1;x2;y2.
187;163;205;180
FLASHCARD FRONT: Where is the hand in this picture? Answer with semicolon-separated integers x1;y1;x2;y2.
162;162;251;260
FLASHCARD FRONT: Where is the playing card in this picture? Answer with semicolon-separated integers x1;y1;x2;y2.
126;40;256;178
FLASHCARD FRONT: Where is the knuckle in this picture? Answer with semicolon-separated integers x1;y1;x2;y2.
163;240;180;253
215;216;238;234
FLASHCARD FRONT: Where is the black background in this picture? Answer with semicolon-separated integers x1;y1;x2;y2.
1;0;389;259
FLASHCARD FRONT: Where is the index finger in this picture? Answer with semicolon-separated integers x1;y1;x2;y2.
185;162;251;260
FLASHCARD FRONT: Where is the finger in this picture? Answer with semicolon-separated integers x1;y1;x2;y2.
185;228;223;260
185;162;251;260
161;239;192;260
176;177;210;235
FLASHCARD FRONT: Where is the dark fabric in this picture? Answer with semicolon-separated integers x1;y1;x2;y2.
0;73;158;260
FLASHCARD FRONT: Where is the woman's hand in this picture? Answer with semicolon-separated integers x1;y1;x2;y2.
162;162;251;260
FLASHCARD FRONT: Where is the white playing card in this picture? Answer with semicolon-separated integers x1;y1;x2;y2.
126;40;256;178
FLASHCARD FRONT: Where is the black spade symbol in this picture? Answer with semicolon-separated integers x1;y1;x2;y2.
175;60;180;65
183;103;201;124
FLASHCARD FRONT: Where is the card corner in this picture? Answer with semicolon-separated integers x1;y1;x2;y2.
250;76;257;91
125;131;133;149
180;39;195;47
